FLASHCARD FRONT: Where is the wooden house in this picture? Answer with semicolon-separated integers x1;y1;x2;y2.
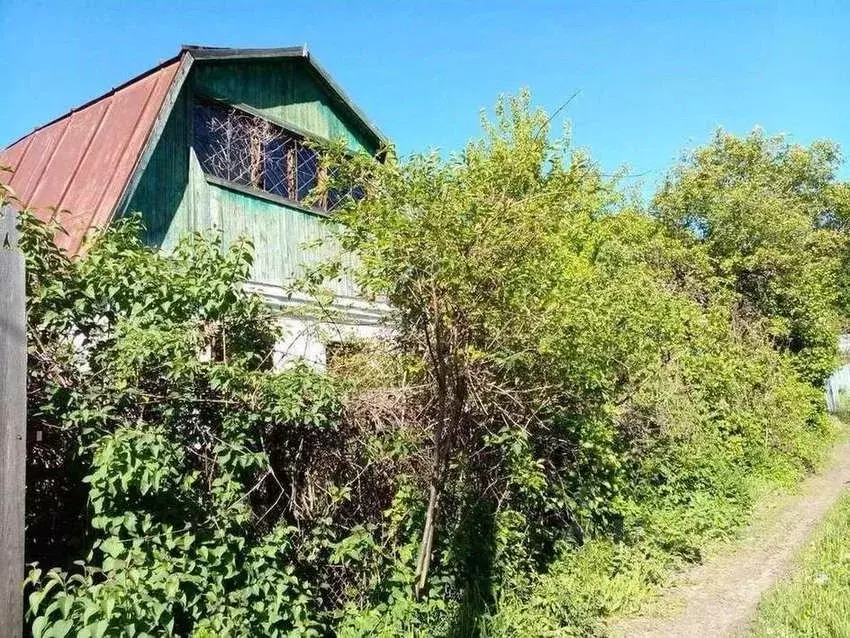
0;45;388;364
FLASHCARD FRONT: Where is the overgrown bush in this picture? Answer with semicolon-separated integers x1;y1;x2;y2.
317;93;842;633
653;129;844;385
20;213;390;636
16;92;848;637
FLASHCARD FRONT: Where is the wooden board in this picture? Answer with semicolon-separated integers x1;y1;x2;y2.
0;205;25;637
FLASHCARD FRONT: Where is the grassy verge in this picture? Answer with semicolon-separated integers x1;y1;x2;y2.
484;426;841;637
749;489;850;637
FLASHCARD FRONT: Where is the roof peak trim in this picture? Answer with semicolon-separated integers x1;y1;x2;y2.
181;45;308;59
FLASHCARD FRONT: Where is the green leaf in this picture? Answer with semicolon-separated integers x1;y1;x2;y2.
48;618;73;638
99;537;124;559
32;616;47;638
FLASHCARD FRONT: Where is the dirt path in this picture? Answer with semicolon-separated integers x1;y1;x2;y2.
609;436;850;638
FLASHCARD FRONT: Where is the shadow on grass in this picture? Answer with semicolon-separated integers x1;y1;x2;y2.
448;498;498;637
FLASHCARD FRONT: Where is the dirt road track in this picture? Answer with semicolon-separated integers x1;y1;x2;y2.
609;437;850;638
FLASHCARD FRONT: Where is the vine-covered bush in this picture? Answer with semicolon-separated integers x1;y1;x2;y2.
21;215;369;636
16;92;849;637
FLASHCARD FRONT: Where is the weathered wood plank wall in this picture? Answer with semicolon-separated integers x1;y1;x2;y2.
0;205;25;637
192;59;375;153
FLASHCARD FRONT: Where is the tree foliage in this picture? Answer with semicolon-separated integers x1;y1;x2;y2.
653;129;845;384
319;94;843;632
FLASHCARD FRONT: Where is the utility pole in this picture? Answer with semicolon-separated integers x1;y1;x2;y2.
0;205;25;638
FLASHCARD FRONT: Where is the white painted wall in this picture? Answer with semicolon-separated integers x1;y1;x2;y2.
243;281;391;368
273;315;388;367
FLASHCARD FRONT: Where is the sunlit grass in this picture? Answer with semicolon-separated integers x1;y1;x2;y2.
750;491;850;637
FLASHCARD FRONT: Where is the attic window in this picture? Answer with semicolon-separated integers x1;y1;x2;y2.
193;99;356;212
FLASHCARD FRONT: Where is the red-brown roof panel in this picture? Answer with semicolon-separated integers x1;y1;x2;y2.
30;100;109;214
62;61;180;253
0;56;181;253
1;136;32;177
7;118;69;206
64;71;163;217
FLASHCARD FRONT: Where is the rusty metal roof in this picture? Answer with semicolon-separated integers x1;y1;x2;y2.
0;45;385;254
1;56;182;253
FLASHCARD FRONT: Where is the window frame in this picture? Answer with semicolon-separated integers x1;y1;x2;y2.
190;93;349;217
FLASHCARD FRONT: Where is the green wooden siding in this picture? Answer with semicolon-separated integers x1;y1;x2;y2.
125;86;192;250
192;59;376;154
210;183;358;296
123;58;368;297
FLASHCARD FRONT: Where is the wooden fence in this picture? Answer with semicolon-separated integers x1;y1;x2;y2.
0;204;25;637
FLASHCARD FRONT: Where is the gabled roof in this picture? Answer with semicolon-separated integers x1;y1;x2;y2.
0;45;386;254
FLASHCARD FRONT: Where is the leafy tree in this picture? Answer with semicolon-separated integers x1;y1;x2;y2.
653;130;845;383
318;95;838;629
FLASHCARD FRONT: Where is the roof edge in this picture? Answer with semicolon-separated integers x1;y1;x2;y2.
304;52;388;148
3;52;185;150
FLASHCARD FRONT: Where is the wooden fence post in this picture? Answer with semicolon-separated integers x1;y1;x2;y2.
0;205;25;638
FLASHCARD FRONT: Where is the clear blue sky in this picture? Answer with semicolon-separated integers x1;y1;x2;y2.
2;0;848;192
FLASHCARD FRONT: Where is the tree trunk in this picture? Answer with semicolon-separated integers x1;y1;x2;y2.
414;481;440;598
